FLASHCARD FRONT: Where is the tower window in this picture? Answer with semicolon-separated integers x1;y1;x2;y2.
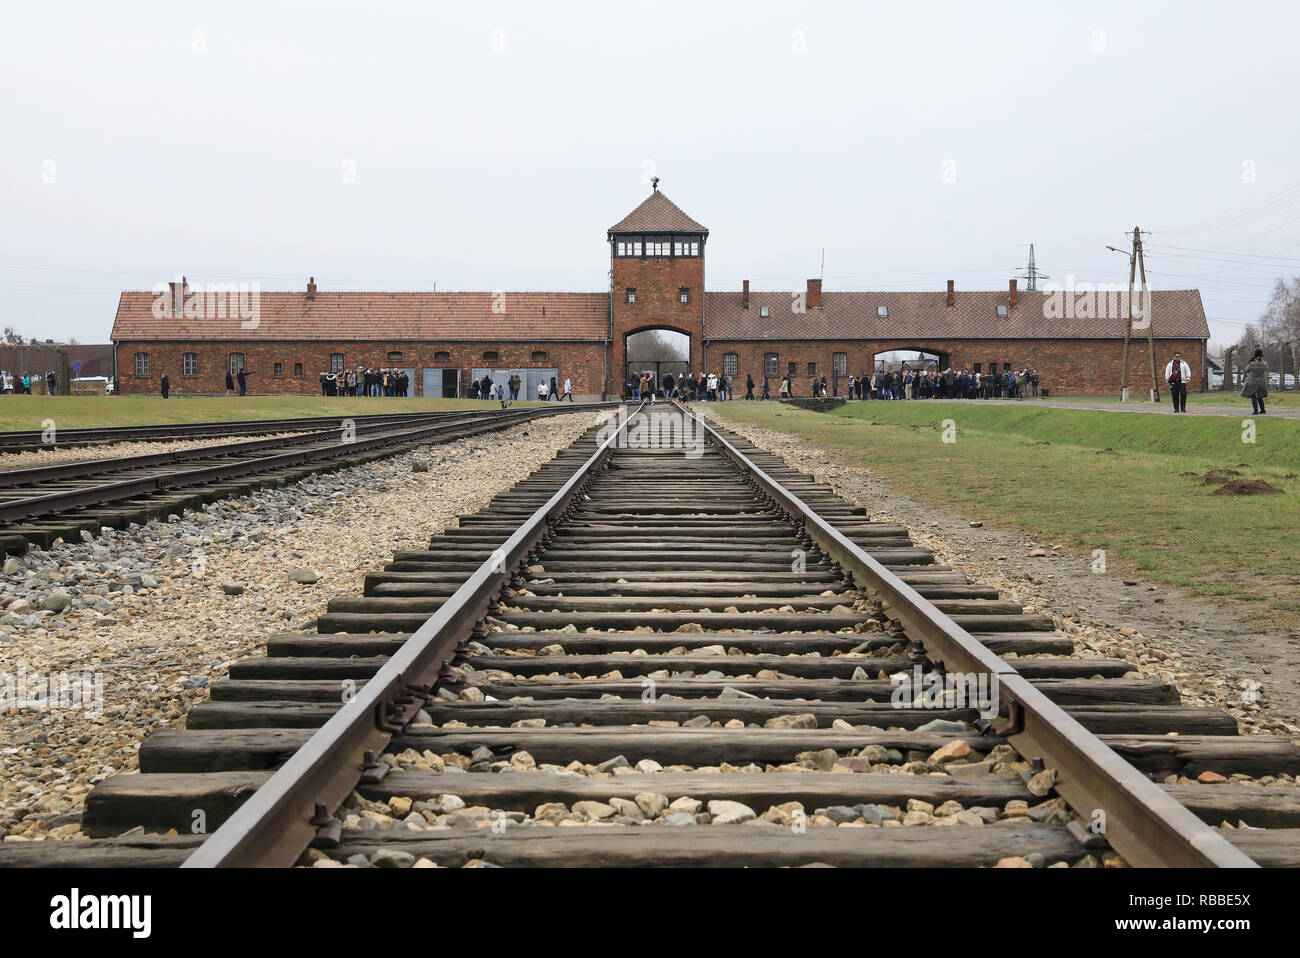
673;237;700;256
615;237;643;257
764;353;778;376
679;288;690;304
626;288;636;304
723;353;737;376
646;239;671;256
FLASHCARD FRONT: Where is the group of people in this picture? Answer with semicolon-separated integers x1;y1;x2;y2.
628;372;740;402
0;370;56;394
468;373;573;401
320;368;409;397
834;366;1042;400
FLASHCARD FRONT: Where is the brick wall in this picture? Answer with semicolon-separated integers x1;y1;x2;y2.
114;340;607;396
703;337;1208;394
611;253;704;392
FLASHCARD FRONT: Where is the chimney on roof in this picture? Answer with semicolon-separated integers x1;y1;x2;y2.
168;276;189;316
1008;278;1017;309
742;280;750;309
307;276;316;300
946;279;955;308
807;278;822;310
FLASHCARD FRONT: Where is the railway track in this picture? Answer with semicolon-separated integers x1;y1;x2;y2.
0;404;613;559
0;409;477;453
4;403;1298;868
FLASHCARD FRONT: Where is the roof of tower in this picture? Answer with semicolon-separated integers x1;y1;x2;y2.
609;190;708;234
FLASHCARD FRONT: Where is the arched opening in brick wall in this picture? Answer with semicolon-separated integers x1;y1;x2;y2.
624;327;690;397
873;347;950;374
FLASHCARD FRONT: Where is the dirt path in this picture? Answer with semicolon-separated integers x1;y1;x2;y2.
700;407;1300;737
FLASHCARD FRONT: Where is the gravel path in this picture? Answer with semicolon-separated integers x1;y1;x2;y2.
0;411;607;842
2;431;309;469
696;406;1300;738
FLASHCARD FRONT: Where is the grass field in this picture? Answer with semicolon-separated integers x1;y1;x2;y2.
0;395;557;431
1038;391;1295;409
710;400;1300;628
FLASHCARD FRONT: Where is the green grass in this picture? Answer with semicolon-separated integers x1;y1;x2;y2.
0;395;556;431
1037;391;1295;408
711;400;1300;628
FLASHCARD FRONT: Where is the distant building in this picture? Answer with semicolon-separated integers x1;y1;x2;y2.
110;188;1211;396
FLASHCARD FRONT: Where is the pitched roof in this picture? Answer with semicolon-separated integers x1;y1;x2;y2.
609;191;708;234
111;291;609;342
704;289;1210;340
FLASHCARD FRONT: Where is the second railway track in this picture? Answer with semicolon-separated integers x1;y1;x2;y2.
6;403;1298;868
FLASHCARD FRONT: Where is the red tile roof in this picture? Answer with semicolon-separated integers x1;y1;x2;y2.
609;191;708;234
703;289;1210;340
111;291;610;342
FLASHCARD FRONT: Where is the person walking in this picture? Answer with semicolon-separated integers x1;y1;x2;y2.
1241;347;1269;415
159;374;170;399
745;373;755;400
46;371;56;396
562;376;573;402
1164;351;1191;413
237;367;248;396
508;373;521;400
537;378;548;401
226;370;235;396
761;376;770;400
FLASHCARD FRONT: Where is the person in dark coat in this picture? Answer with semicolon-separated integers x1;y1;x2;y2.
550;375;559;401
745;373;755;400
237;368;248;396
46;371;57;396
226;370;235;396
1241;348;1269;415
159;374;170;399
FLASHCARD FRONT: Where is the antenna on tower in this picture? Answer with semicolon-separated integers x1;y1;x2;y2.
1021;244;1049;291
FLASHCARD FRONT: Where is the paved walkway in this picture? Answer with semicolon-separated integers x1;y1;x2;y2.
902;397;1300;419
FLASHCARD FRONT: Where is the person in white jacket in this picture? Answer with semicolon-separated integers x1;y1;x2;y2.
1164;352;1192;413
562;377;573;402
537;379;548;401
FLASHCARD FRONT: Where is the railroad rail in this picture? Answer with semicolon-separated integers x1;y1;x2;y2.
0;409;490;453
0;404;616;559
4;403;1298;868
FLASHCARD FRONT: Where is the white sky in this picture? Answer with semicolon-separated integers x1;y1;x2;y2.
3;0;1297;349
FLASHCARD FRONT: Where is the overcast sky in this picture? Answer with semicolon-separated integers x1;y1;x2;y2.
3;0;1297;349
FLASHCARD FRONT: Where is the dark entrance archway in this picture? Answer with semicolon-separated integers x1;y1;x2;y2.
625;328;690;398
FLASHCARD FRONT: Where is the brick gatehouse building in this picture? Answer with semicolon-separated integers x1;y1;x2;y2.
110;187;1211;397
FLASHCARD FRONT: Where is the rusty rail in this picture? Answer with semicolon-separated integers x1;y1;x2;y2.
688;406;1257;868
182;404;641;867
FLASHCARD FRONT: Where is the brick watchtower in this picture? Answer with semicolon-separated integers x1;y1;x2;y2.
607;181;708;395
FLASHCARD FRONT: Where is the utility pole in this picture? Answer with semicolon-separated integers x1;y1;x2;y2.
1119;231;1137;401
1136;229;1159;401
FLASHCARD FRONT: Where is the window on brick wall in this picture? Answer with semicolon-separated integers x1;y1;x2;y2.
387;351;402;363
182;353;198;376
434;351;450;362
134;352;149;376
973;363;982;374
673;237;700;256
1003;362;1012;372
723;353;737;376
679;288;690;304
330;353;345;373
615;236;643;257
483;350;499;362
764;353;778;376
531;351;548;363
787;361;797;378
294;363;303;377
229;353;244;375
274;363;283;376
625;288;636;303
646;238;670;256
807;362;817;377
833;353;847;375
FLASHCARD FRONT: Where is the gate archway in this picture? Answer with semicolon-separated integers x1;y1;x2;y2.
625;327;691;397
